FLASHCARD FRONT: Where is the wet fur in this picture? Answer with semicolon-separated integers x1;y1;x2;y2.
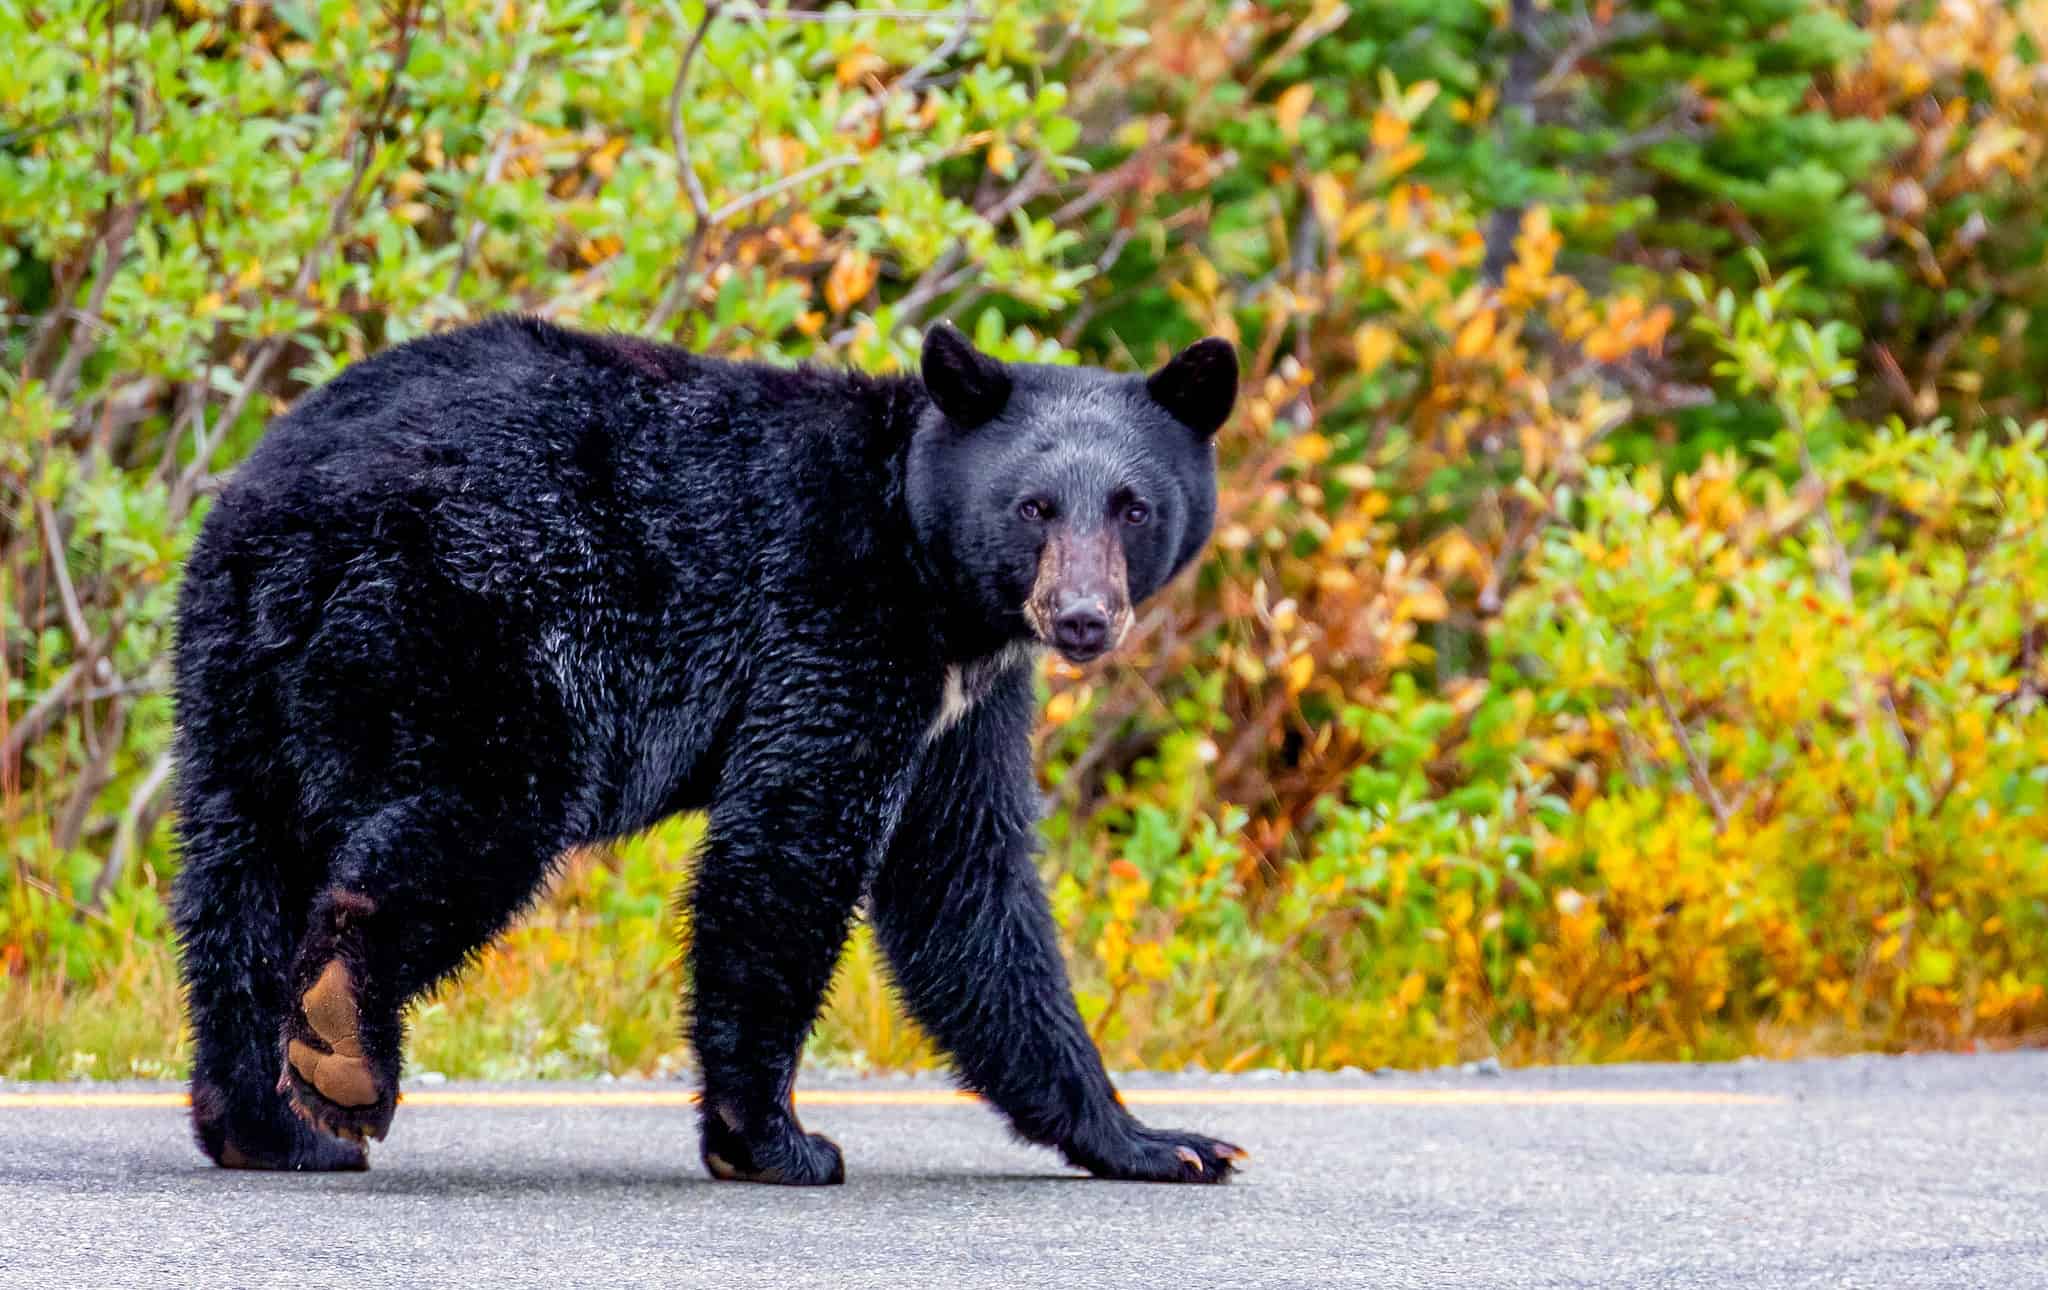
170;316;1239;1182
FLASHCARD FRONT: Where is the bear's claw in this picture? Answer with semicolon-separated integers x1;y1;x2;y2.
1068;1125;1245;1183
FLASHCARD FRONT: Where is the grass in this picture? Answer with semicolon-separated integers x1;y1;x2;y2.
5;813;2019;1082
1;818;952;1082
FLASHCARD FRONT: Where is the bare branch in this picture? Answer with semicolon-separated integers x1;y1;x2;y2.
837;1;978;129
1;662;81;778
35;498;93;647
713;154;863;224
652;1;978;334
52;697;127;858
448;1;547;300
667;1;721;231
723;5;983;24
1641;646;1730;832
648;1;728;334
171;0;425;516
84;748;173;914
46;204;139;405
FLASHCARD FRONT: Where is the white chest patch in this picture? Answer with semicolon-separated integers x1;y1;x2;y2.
924;642;1040;743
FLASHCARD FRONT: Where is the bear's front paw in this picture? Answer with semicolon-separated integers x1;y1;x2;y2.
701;1108;846;1186
1067;1124;1246;1184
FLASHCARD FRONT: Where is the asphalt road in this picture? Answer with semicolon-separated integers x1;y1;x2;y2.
1;1053;2043;1288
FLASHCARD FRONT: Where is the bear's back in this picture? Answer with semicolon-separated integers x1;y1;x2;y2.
180;318;924;677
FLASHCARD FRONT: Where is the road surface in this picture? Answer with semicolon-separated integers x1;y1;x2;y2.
2;1053;2043;1287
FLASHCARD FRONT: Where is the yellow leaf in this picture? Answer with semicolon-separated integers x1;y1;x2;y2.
1354;323;1397;374
1132;942;1171;983
1379;142;1425;178
1453;309;1496;359
1310;172;1346;229
1044;690;1078;724
1397;583;1450;622
986;138;1015;177
1285;654;1315;696
1370;108;1408;152
589;136;627;180
824;249;878;314
836;44;885;88
1275;84;1315;141
1396;970;1426;1009
1295;432;1332;464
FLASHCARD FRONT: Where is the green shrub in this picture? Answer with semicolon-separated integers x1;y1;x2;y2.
6;1;2045;1078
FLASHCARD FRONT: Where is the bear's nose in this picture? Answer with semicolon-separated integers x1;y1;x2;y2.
1051;604;1111;662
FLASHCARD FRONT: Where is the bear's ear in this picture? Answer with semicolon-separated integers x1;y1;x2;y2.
921;324;1012;429
1146;337;1237;440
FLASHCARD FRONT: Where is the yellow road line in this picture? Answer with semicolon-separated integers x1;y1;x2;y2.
0;1088;1778;1110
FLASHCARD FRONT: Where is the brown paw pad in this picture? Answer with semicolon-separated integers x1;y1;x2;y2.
288;959;379;1108
301;960;364;1056
287;1038;379;1107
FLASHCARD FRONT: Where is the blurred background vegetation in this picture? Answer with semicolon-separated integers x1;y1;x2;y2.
5;0;2047;1081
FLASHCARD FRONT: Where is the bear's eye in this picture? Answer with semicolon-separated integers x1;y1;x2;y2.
1018;498;1052;522
1122;500;1151;526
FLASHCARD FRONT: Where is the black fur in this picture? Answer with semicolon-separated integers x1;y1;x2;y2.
170;316;1241;1183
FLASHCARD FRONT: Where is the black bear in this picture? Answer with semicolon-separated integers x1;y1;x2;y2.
170;316;1242;1183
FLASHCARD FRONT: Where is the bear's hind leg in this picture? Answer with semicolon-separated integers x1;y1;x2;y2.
278;886;399;1144
173;810;367;1172
279;798;559;1145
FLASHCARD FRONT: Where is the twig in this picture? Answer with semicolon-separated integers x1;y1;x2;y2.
648;1;728;334
171;0;424;516
723;5;982;23
1241;3;1351;99
1786;402;1855;604
710;154;863;224
1;662;81;777
1641;646;1729;831
653;0;977;333
1529;12;1656;99
836;1;978;129
52;697;127;857
19;871;115;928
84;748;173;915
34;498;93;647
667;1;720;232
46;204;139;405
79;675;166;702
448;0;547;299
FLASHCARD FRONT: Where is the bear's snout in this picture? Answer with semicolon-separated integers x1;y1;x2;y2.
1027;529;1132;664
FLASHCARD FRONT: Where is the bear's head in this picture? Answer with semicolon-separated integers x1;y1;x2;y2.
907;325;1236;666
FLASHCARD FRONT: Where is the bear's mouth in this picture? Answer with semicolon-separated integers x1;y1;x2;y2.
1024;529;1132;665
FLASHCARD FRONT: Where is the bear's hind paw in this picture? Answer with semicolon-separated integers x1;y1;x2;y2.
281;958;398;1145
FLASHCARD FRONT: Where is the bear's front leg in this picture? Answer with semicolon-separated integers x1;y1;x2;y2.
869;666;1245;1183
688;675;921;1185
